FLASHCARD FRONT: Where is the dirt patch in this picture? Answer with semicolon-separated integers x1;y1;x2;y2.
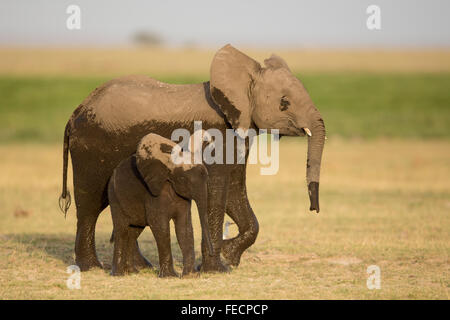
13;207;31;218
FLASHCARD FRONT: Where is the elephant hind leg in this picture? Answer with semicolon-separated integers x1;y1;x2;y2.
74;190;107;271
111;226;138;276
129;227;153;270
72;152;111;272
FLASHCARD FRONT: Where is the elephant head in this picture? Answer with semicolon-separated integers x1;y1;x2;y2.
210;44;325;212
135;133;214;256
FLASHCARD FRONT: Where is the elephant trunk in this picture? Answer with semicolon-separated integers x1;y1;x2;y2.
194;183;214;256
305;108;326;213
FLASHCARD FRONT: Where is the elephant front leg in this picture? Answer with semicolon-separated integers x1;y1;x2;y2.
149;220;178;278
174;210;195;276
200;172;230;273
222;165;259;267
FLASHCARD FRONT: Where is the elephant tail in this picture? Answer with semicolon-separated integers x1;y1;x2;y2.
59;121;72;217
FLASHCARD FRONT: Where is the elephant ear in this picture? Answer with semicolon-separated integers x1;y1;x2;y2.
136;139;170;197
136;158;169;197
210;44;261;133
264;54;291;72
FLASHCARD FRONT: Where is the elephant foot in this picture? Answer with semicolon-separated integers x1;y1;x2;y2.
181;266;197;277
111;263;139;276
111;268;125;277
75;254;103;272
134;252;153;270
158;265;179;278
221;240;242;267
111;269;138;276
181;270;200;279
197;256;230;273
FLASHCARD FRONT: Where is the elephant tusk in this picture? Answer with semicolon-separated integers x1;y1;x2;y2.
303;128;312;137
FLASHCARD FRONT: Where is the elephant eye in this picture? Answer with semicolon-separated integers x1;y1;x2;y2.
280;96;290;111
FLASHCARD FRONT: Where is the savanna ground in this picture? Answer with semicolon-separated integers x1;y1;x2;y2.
0;48;449;299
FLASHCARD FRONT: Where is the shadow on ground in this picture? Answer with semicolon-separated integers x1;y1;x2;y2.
1;232;198;271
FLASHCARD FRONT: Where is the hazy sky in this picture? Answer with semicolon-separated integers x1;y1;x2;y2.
0;0;449;48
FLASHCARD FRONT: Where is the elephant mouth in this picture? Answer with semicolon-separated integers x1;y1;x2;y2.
286;120;305;136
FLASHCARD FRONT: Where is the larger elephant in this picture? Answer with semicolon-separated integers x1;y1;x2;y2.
59;44;326;272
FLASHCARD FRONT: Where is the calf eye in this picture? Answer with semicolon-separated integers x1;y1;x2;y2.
280;96;290;111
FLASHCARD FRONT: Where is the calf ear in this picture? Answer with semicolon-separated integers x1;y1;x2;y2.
136;158;169;197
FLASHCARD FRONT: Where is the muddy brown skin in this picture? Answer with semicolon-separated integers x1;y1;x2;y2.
60;44;326;272
109;136;212;277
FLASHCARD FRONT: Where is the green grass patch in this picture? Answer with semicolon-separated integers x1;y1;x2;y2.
0;73;449;143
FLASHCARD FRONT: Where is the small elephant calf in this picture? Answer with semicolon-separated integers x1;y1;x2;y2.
108;133;213;277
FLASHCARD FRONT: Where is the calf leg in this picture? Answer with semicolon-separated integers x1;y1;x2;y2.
111;226;136;276
174;208;195;276
129;227;153;269
146;204;177;278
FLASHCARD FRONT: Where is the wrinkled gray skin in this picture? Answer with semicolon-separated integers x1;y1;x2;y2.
108;133;213;277
60;44;326;272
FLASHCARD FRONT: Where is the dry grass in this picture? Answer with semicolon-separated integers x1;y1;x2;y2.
0;47;449;77
0;139;449;299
